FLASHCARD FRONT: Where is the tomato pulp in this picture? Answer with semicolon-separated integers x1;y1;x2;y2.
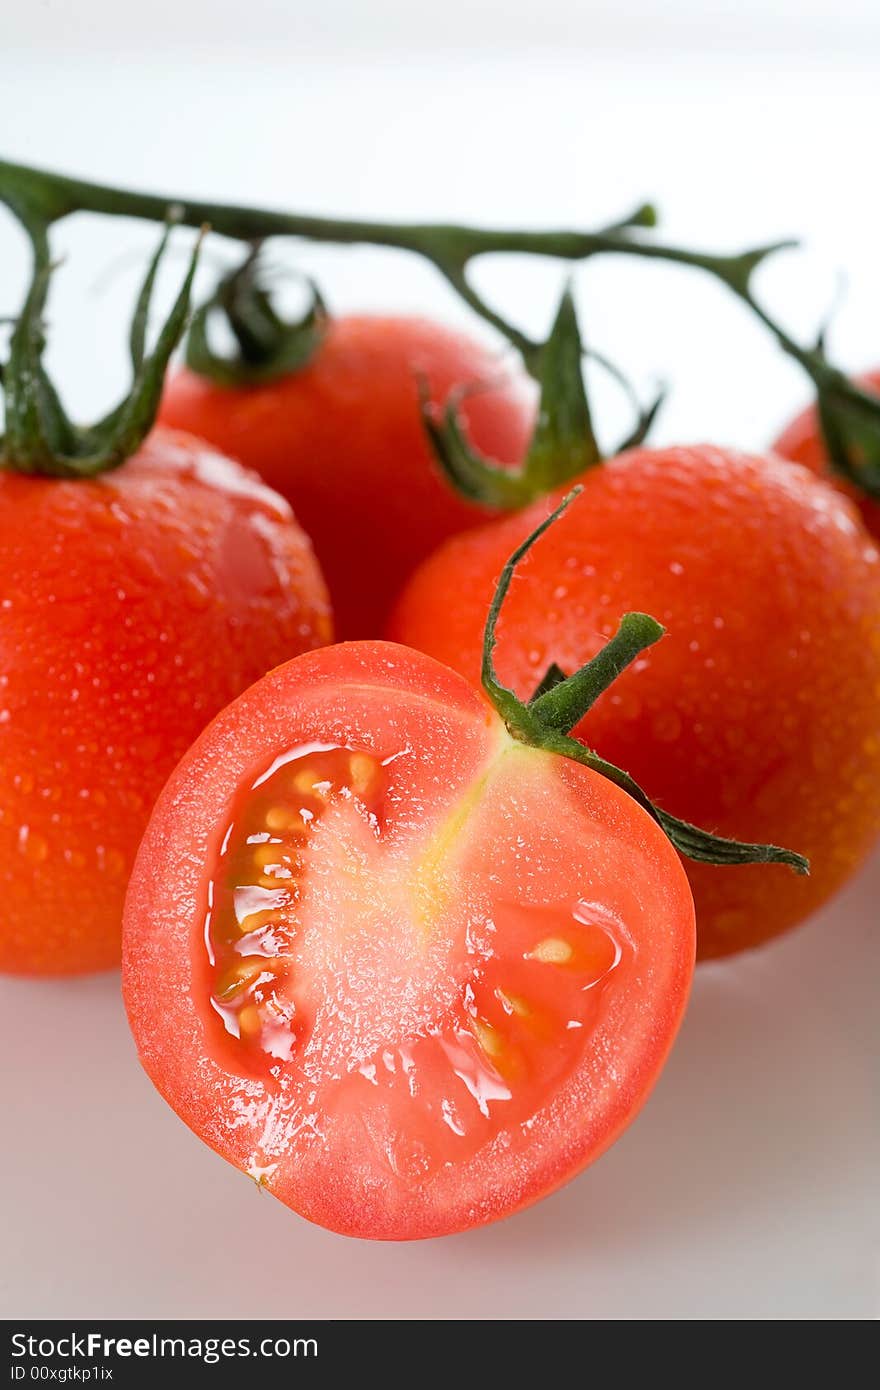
0;429;331;974
160;316;534;638
123;642;694;1239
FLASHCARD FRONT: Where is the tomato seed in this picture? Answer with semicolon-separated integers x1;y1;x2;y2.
253;843;285;868
529;937;573;965
265;806;307;832
349;753;376;794
238;1004;263;1037
216;957;270;999
497;988;530;1017
472;1018;504;1058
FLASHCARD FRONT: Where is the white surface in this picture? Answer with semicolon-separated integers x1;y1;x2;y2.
2;863;877;1321
1;1;878;1321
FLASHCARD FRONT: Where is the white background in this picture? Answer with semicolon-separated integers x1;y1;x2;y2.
1;0;878;1321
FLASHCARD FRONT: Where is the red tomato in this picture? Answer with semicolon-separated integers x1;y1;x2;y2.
0;428;331;976
160;316;534;639
388;445;880;959
772;369;880;537
122;641;694;1239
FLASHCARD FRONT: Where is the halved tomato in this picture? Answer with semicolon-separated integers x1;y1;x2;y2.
123;640;694;1239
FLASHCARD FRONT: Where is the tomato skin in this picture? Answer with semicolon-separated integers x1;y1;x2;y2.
0;428;331;975
160;316;534;639
388;446;880;959
122;641;694;1240
772;369;880;538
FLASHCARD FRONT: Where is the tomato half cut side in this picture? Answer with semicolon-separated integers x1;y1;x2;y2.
123;643;694;1240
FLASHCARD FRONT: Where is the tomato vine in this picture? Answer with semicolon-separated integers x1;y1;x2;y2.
0;155;877;493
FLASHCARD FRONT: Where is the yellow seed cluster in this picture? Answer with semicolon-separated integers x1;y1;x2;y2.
529;937;573;965
211;749;386;1058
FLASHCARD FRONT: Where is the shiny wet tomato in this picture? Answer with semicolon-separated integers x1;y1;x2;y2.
160;316;534;638
773;369;880;538
388;446;880;958
122;640;694;1239
0;428;331;975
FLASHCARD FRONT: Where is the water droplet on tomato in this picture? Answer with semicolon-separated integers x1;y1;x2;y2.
18;826;48;863
183;573;212;611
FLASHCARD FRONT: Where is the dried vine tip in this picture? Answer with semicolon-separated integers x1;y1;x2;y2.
1;223;203;479
478;491;810;876
186;248;327;387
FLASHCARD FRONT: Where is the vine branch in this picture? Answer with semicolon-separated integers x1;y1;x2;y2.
1;157;877;491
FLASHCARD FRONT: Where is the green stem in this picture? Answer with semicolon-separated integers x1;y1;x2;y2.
480;490;810;875
439;265;538;363
529;611;664;732
0;159;789;370
480;492;575;729
0;158;656;265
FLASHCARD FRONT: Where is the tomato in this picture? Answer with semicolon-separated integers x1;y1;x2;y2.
0;428;331;976
773;370;880;537
160;315;534;639
122;639;694;1239
388;445;880;959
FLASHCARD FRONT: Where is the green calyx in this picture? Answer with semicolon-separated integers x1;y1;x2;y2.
185;247;327;387
811;362;880;497
0;216;201;479
421;286;665;511
481;489;810;874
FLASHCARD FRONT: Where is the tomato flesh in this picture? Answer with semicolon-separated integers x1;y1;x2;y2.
124;643;694;1239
